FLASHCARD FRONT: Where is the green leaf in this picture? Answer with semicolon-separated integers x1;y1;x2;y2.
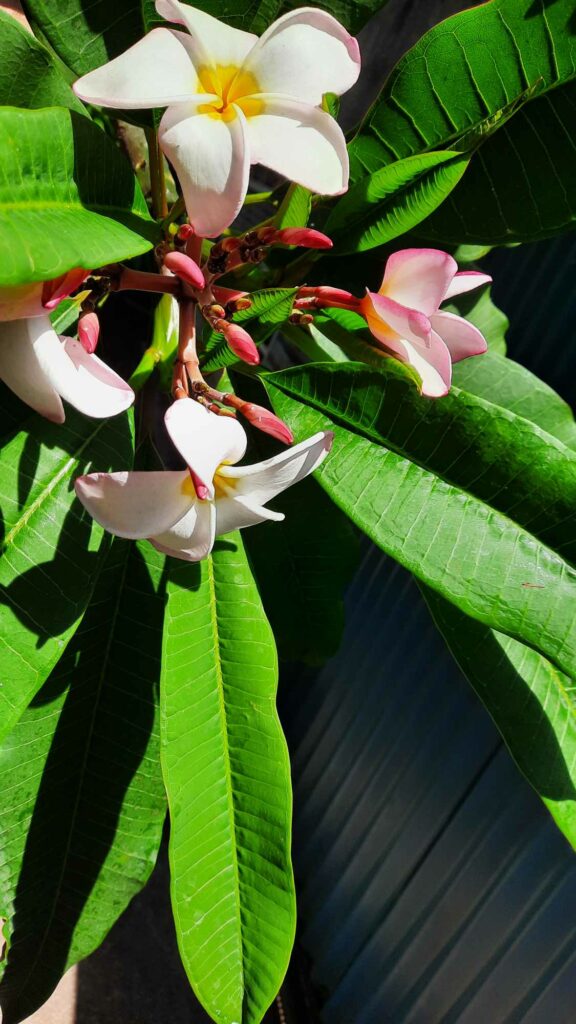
0;106;157;288
421;586;576;849
273;183;312;230
325;151;470;253
0;405;134;742
350;0;576;243
161;535;295;1024
0;10;84;112
22;0;384;77
201;288;297;374
264;362;576;680
0;539;167;1022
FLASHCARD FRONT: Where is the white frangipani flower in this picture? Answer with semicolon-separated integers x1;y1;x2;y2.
75;398;333;561
73;1;361;236
0;315;134;423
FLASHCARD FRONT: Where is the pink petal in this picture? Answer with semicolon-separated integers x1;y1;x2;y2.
380;248;457;315
443;271;493;300
75;470;193;539
430;310;488;362
390;332;453;398
361;292;432;346
165;398;247;499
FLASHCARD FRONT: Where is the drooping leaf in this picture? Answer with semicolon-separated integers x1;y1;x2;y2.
201;288;297;373
264;362;576;680
0;10;84;112
0;540;167;1023
22;0;384;78
161;535;295;1024
0;106;157;288
350;0;576;243
325;151;470;254
0;403;134;742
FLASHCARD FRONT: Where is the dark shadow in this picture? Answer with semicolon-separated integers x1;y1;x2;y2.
0;542;167;1023
77;0;147;62
423;586;576;802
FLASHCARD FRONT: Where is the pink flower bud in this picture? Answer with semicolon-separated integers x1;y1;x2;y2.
222;323;260;365
242;403;294;444
164;251;205;290
78;312;100;353
274;228;333;249
190;469;210;501
177;223;195;241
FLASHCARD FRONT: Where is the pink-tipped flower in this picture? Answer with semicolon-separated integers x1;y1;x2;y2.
273;228;333;249
164;251;205;290
41;268;88;310
0;268;89;322
222;322;260;365
78;311;100;354
359;248;492;398
241;403;294;444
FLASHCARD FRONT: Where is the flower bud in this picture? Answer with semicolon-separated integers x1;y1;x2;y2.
242;403;293;444
78;311;100;353
222;323;260;365
164;251;205;290
274;228;333;249
297;286;358;305
177;223;195;241
42;268;88;310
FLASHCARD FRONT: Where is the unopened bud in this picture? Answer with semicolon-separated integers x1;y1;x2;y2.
226;297;252;314
242;403;293;444
222;323;260;365
220;236;242;253
42;267;88;310
289;311;314;325
78;312;100;353
274;228;333;249
177;223;195;241
297;286;357;304
164;251;205;290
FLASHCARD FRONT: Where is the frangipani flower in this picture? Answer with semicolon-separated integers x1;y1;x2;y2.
73;1;361;236
0;268;88;321
0;315;134;423
359;249;492;398
75;398;332;561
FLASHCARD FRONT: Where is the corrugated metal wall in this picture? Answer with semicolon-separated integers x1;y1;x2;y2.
282;239;576;1023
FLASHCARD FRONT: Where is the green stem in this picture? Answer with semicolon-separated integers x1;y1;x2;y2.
161;195;185;231
243;190;274;205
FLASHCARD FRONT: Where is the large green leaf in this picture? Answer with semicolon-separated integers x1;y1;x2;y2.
0;106;157;288
22;0;382;77
264;362;576;679
325;151;470;254
0;539;167;1022
0;402;133;743
161;535;295;1024
0;10;84;112
350;0;576;243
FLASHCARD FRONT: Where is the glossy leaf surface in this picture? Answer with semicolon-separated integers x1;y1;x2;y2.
0;107;156;288
0;400;133;742
265;362;576;679
201;288;297;374
0;540;167;1022
349;0;576;243
0;10;84;112
161;536;295;1024
325;151;469;253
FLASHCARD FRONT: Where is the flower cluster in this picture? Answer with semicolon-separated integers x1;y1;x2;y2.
0;3;492;562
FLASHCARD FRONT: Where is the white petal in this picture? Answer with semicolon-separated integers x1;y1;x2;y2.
150;500;216;561
53;339;134;419
75;470;193;539
246;97;348;195
242;8;360;105
165;398;247;499
443;271;492;300
73;29;203;109
430;311;488;362
159;103;250;236
380;249;457;315
156;1;257;66
217;431;333;506
0;317;64;422
216;495;284;536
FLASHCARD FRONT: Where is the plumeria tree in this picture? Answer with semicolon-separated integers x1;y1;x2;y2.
0;0;575;1021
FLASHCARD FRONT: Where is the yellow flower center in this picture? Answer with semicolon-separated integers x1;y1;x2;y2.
197;64;264;121
181;469;237;499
